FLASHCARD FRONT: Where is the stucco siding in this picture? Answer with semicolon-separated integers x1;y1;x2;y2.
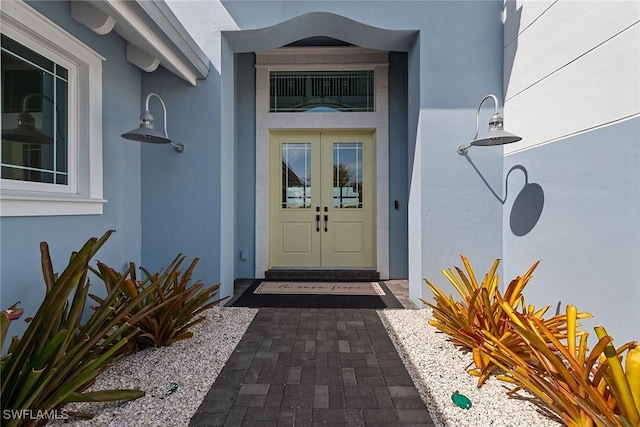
173;0;506;301
388;52;409;279
1;1;143;340
235;52;257;279
503;118;640;344
140;65;226;296
503;0;640;343
504;1;639;152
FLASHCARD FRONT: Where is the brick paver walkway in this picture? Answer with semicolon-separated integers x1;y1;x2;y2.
190;308;435;426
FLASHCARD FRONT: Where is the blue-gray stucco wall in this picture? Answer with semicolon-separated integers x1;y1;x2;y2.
140;66;224;294
2;0;508;331
1;1;142;339
388;52;409;279
503;118;640;344
234;53;256;279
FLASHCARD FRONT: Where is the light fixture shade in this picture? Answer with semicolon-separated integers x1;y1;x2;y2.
457;95;522;155
121;93;184;152
471;111;522;146
471;129;522;147
121;117;172;144
2;112;54;144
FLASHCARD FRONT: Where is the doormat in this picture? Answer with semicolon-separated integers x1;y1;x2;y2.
254;281;386;296
230;280;403;309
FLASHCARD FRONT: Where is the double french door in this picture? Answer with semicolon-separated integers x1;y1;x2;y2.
269;131;375;268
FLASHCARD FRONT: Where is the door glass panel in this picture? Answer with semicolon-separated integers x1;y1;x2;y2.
281;143;311;208
333;142;363;209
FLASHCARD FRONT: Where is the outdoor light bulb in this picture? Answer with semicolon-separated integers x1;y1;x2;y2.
488;113;504;131
139;111;154;128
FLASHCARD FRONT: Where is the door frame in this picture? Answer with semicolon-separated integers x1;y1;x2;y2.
254;47;390;278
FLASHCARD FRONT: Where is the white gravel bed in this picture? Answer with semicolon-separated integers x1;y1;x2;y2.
52;307;257;427
379;309;563;427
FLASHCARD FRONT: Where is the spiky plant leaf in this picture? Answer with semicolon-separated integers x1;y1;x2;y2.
91;254;228;351
0;231;160;425
481;304;639;427
423;256;558;387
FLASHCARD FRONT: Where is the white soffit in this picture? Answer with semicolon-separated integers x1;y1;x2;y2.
71;0;209;86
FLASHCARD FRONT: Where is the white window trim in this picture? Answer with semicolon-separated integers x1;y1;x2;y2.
1;34;79;195
1;0;105;216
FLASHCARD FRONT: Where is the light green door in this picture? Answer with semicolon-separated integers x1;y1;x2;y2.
269;131;375;268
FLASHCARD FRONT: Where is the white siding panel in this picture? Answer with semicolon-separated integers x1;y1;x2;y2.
505;1;639;100
504;24;640;154
503;0;556;47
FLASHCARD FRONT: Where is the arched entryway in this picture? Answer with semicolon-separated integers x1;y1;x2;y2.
220;13;417;281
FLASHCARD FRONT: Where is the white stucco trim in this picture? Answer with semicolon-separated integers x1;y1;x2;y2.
254;47;390;279
166;0;239;73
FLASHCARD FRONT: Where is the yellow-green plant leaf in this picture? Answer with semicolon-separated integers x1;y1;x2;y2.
625;345;640;413
595;326;640;425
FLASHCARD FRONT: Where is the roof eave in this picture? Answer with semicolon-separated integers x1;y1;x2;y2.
71;0;209;86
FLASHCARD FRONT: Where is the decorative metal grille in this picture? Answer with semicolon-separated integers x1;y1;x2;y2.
270;71;374;112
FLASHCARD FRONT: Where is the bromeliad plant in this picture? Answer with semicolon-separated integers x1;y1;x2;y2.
0;231;159;426
90;254;228;351
482;306;640;427
421;255;589;386
423;255;640;427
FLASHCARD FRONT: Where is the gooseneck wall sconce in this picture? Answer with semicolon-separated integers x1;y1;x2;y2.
2;93;61;144
456;94;521;155
121;93;184;153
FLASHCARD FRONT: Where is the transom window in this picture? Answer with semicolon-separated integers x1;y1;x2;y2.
2;34;69;185
270;71;374;112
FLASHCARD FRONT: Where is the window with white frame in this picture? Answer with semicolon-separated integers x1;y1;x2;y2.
0;0;104;216
2;34;69;185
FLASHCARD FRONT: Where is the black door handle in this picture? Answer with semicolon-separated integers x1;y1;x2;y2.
316;214;320;232
324;214;328;232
